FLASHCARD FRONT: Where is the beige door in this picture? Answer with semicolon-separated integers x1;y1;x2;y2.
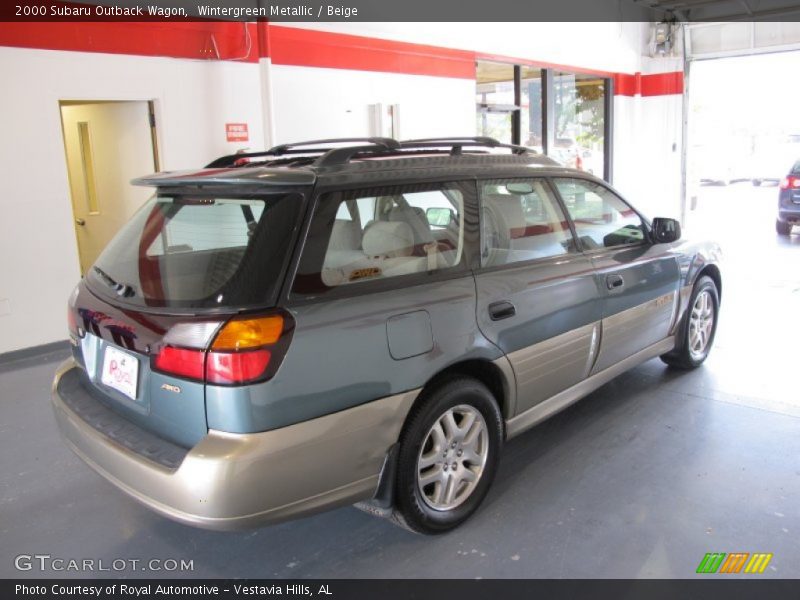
60;101;158;275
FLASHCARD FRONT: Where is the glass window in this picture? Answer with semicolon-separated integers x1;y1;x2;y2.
88;194;302;308
552;72;606;176
554;178;646;250
148;199;265;255
520;67;544;153
481;179;576;267
476;61;516;144
294;185;466;293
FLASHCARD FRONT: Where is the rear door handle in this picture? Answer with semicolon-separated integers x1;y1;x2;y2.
606;274;625;290
488;301;516;321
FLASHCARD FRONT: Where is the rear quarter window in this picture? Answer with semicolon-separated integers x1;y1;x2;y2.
292;182;474;297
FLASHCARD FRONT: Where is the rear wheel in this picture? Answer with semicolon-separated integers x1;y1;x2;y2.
776;219;792;235
394;377;503;534
661;275;719;370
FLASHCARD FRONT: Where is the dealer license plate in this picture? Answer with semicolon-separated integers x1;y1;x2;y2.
101;346;139;401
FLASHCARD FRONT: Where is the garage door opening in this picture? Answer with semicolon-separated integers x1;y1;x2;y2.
685;50;800;237
59;100;159;275
683;49;800;414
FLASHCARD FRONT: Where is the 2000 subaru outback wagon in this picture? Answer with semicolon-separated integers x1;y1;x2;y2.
52;137;722;534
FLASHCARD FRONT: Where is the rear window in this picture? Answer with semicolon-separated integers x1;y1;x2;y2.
87;192;304;309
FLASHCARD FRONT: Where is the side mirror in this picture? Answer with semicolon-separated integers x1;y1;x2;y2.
426;207;454;227
651;217;681;244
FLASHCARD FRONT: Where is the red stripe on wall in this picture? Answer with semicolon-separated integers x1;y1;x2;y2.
614;72;639;96
614;72;682;96
0;21;684;94
640;71;684;96
0;21;259;62
267;26;476;79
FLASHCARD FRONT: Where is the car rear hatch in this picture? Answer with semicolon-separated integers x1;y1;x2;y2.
67;181;309;449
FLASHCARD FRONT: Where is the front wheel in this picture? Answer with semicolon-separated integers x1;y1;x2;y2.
661;275;719;369
393;377;503;534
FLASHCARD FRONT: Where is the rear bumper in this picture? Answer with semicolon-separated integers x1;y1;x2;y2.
51;358;417;531
778;208;800;223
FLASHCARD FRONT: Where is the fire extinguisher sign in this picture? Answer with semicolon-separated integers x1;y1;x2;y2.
225;123;249;142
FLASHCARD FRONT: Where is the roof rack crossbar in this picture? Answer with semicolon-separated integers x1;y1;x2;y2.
205;137;400;168
401;136;502;146
399;139;530;156
313;145;397;167
269;137;399;154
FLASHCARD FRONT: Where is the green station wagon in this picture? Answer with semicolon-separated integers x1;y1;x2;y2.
52;137;722;534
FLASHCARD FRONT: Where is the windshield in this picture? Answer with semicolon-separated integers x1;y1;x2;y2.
87;192;304;309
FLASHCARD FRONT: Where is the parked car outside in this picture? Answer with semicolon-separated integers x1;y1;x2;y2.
52;137;722;534
751;138;800;186
777;159;800;235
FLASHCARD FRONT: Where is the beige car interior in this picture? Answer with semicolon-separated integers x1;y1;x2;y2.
322;193;463;286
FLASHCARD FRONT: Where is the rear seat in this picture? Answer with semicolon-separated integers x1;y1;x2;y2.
322;221;427;285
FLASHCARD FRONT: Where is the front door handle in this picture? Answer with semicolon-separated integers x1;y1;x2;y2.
488;300;516;321
606;274;625;290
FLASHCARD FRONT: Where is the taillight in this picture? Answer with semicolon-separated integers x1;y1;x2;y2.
154;346;205;380
206;350;272;384
152;312;293;385
780;176;800;190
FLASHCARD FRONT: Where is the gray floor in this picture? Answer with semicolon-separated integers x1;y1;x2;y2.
1;184;799;579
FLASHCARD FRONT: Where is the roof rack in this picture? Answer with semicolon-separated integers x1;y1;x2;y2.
312;136;532;167
205;137;400;168
205;136;533;169
399;137;530;156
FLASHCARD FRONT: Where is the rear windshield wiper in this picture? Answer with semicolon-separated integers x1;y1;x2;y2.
92;266;136;298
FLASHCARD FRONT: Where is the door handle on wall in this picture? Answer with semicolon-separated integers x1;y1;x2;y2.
606;274;624;290
488;301;516;321
75;218;86;226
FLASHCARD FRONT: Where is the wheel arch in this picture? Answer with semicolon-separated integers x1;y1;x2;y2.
401;359;514;441
696;263;722;303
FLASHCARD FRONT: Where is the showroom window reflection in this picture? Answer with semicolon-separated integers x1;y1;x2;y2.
475;60;611;181
553;72;606;178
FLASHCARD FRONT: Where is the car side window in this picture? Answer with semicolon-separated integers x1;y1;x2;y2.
553;178;646;250
480;179;577;267
292;183;467;294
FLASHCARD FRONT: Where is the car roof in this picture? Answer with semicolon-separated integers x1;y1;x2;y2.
132;137;580;189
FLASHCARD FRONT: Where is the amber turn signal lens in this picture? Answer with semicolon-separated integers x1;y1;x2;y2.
211;315;284;350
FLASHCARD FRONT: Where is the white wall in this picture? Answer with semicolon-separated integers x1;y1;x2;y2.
0;47;263;354
267;62;475;143
288;22;647;75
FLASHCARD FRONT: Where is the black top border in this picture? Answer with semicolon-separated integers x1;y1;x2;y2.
4;0;800;22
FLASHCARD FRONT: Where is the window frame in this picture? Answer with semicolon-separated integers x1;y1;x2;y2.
287;179;480;304
475;60;614;182
549;175;653;255
476;176;583;273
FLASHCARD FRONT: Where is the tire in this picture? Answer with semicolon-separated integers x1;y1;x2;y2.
393;377;503;534
776;219;792;236
661;275;719;370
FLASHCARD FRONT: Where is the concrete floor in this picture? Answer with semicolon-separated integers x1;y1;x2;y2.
1;184;799;579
